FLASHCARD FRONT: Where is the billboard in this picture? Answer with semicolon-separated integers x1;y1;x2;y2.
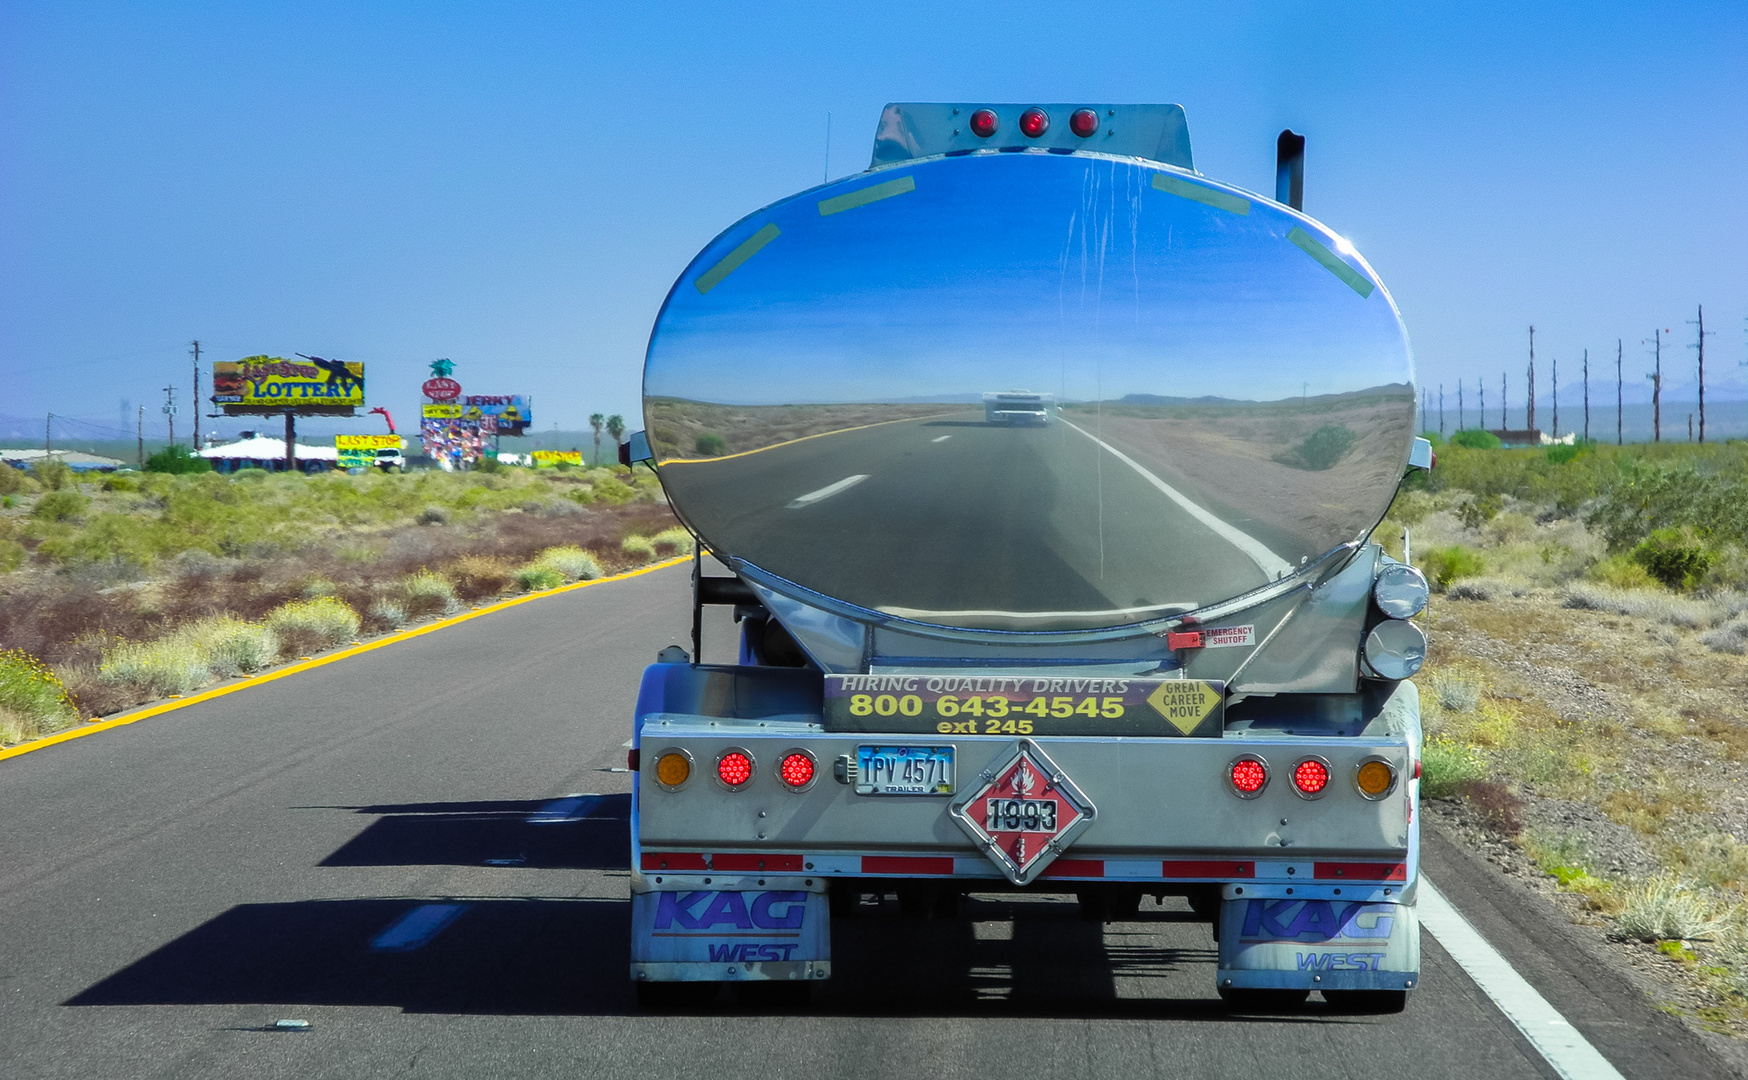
532;450;583;467
336;434;402;470
212;355;365;413
422;404;464;419
457;395;532;435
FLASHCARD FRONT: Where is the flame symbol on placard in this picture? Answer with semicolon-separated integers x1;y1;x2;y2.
1016;760;1035;796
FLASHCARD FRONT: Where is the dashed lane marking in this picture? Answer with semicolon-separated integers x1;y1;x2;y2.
787;474;869;509
1421;878;1626;1080
931;435;952;443
527;794;601;824
370;904;468;952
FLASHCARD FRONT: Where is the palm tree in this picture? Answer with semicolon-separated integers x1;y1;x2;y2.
607;414;626;463
589;413;604;466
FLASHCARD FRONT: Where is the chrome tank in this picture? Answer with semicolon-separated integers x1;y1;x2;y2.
644;147;1414;636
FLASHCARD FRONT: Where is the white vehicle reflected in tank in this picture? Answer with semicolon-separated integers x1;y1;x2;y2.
644;151;1415;632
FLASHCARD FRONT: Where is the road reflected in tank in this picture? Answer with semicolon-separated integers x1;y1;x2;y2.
646;152;1414;631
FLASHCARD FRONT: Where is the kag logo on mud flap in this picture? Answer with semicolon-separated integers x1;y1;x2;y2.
653;890;808;933
1239;900;1396;943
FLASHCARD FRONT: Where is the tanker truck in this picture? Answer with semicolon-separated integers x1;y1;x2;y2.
624;103;1433;1014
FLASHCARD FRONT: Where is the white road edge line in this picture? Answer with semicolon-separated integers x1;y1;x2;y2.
1056;418;1294;580
370;903;469;952
1420;878;1626;1080
787;474;869;509
931;435;952;443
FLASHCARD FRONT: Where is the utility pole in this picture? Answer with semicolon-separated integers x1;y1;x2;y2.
1616;339;1623;445
1552;356;1559;439
1458;381;1465;430
1478;378;1485;430
162;384;177;447
1421;386;1428;430
1439;384;1445;437
1527;326;1537;433
137;405;144;468
1688;306;1713;443
1501;372;1507;429
189;340;201;448
45;414;51;458
1582;349;1589;442
1646;329;1664;443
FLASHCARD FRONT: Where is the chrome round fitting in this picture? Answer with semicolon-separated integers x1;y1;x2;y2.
1362;619;1427;681
1373;563;1429;619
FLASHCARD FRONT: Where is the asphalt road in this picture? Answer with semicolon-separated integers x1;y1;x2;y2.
0;562;1728;1079
661;413;1279;627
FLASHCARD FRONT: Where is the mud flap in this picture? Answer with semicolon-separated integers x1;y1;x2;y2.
630;879;831;983
1217;897;1418;991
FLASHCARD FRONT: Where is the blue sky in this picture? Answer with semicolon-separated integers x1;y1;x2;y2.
2;1;1744;441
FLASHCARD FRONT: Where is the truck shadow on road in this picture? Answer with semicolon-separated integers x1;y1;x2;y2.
312;795;629;870
65;893;1325;1022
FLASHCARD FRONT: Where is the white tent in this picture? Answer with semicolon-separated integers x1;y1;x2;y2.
197;436;337;472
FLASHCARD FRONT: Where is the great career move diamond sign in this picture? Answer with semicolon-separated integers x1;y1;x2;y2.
823;674;1223;737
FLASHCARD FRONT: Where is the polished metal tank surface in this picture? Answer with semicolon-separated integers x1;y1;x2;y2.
645;151;1415;633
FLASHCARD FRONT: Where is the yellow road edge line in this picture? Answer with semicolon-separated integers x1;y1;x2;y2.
658;411;958;466
0;556;693;766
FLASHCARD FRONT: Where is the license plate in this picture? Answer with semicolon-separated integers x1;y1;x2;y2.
856;745;954;795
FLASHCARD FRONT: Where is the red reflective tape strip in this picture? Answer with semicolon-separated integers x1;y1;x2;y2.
861;856;954;875
1162;860;1255;879
1039;859;1104;878
711;853;805;873
640;852;708;871
1314;861;1408;881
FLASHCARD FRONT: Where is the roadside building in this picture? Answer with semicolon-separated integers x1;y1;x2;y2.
196;435;337;473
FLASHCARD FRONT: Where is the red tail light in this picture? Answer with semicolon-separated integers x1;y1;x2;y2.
969;109;999;138
1292;759;1330;796
1019;108;1050;138
1229;756;1268;797
779;751;815;788
1069;108;1100;138
717;751;753;788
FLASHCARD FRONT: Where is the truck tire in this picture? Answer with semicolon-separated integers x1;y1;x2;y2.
1217;987;1309;1013
1321;989;1409;1014
635;980;719;1011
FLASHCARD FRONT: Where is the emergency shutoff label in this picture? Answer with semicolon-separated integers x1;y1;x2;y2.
823;674;1224;737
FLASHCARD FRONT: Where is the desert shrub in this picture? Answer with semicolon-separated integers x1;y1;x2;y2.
1700;620;1748;655
233;467;270;481
1449;428;1501;450
1445;577;1509;602
474;456;503;473
0;649;79;742
0;538;25;572
1383;490;1435;527
143;444;212;474
1630;527;1711;590
1464;780;1525;835
367;599;408;631
650;527;695;556
592;476;635;505
34;458;75;490
515;565;564;591
1421;545;1484;590
1562;584;1719;628
1587;555;1656;589
1456;493;1504;529
1545;440;1594;465
32;490;90;522
1482;512;1535;546
265;596;360;656
1273;424;1357;471
415;505;450;525
1610;877;1724;942
444;555;514;600
400;569;459;618
300;578;337;598
1421;738;1485;798
184;616;279;677
100;473;138;492
621;535;658;560
1427;671;1482;713
0;464;32;495
1586;460;1748;552
1524;829;1600;885
694;433;727;457
529;545;601;582
100;637;211;696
